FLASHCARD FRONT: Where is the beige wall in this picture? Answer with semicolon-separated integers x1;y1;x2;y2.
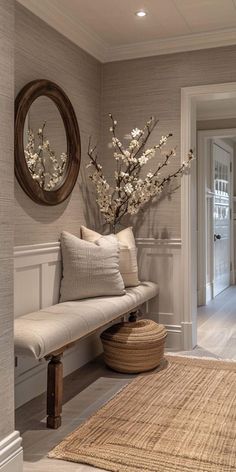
0;0;15;441
14;5;236;243
15;3;102;245
102;45;236;238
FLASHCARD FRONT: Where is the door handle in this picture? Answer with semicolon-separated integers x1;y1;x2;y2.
214;234;221;241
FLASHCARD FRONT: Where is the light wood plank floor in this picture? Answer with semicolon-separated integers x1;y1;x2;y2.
16;292;236;471
197;285;236;360
16;358;135;472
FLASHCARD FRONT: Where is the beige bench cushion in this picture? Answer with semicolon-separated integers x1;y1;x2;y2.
14;282;158;360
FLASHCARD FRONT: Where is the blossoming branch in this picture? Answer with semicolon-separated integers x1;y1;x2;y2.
24;121;68;191
87;115;194;230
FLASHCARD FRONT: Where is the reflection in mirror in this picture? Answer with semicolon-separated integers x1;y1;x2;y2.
23;96;68;191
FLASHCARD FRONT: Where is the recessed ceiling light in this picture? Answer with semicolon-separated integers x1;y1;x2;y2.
135;10;147;17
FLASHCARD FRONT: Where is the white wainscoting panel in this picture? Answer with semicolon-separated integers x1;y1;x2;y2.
14;242;103;408
14;242;61;317
14;238;182;407
136;238;182;350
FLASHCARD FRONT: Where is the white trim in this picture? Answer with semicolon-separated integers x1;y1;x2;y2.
14;238;181;254
0;432;23;472
135;237;181;248
181;88;197;350
14;241;60;258
107;28;236;62
181;81;236;349
16;0;236;62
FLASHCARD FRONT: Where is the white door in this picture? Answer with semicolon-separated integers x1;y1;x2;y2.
212;142;231;297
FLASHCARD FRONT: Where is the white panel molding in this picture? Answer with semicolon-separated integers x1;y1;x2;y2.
0;431;23;472
136;237;181;248
14;242;61;316
16;0;236;62
14;238;183;405
136;238;182;351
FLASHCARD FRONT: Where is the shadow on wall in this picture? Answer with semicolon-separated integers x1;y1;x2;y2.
80;166;181;238
14;179;71;223
79;163;104;233
125;181;181;239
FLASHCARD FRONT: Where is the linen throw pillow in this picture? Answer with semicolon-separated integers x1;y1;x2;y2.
81;226;139;287
60;231;125;302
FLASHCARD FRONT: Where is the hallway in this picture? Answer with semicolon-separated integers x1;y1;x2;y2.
197;286;236;360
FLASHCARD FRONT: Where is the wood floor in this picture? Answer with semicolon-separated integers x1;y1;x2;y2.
197;285;236;360
16;289;236;471
16;358;134;472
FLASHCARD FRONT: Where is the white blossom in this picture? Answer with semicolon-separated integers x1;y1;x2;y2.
124;183;133;195
131;128;142;138
146;172;153;179
138;155;149;166
24;124;68;191
160;135;168;146
87;115;193;228
129;139;139;150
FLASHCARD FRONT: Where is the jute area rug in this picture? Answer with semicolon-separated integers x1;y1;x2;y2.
49;356;236;472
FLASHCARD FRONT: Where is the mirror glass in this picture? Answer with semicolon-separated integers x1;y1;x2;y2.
23;96;68;191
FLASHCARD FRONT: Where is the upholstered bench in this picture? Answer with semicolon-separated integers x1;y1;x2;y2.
14;281;158;429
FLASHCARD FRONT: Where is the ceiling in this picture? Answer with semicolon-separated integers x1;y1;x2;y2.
18;0;236;62
197;98;236;120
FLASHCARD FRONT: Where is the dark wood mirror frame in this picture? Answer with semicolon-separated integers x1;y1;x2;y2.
15;79;81;205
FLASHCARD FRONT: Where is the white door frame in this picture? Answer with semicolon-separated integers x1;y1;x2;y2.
181;82;236;350
198;131;235;306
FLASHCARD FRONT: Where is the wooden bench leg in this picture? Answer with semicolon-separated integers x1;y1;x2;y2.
47;354;63;429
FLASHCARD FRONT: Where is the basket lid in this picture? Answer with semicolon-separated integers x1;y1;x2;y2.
101;319;167;344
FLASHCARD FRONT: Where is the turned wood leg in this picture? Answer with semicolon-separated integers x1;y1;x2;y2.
47;354;63;429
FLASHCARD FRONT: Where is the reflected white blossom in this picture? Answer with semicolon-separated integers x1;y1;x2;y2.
24;122;68;191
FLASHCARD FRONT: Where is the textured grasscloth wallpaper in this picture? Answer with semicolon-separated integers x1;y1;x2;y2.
0;0;15;441
15;3;236;243
102;46;236;238
15;3;102;245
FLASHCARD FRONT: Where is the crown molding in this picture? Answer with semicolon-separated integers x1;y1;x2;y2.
17;0;236;63
107;28;236;62
17;0;109;62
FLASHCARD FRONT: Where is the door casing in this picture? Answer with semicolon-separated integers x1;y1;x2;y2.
181;82;236;350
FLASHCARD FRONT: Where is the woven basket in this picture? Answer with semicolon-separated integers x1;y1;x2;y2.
101;319;167;373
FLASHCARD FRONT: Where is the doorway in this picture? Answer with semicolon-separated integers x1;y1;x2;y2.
196;126;236;357
197;130;235;307
181;82;236;351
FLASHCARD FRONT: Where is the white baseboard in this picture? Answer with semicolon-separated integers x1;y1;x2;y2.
146;312;183;350
0;432;23;472
165;324;182;350
181;321;194;350
15;332;103;408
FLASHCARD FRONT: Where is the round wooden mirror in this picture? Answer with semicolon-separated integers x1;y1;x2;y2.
15;80;81;205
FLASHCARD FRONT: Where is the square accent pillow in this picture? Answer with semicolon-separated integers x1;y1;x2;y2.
81;226;139;287
60;231;125;302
